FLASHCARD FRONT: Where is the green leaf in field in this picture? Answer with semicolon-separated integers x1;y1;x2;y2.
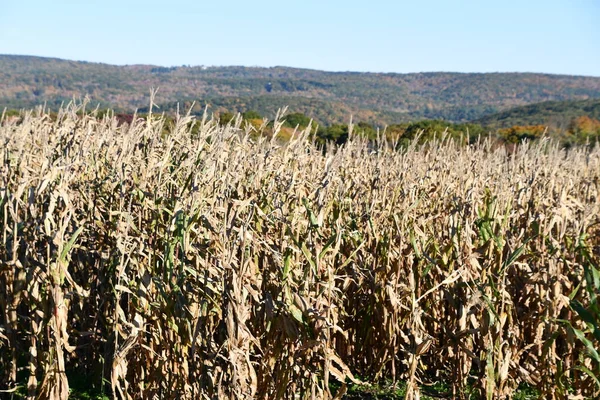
302;197;319;228
289;304;304;323
501;237;533;272
318;233;337;260
409;229;421;258
58;225;85;264
282;249;292;280
301;242;317;273
570;300;600;340
485;350;495;400
573;365;600;388
571;326;600;363
568;282;582;301
475;218;492;243
584;262;600;294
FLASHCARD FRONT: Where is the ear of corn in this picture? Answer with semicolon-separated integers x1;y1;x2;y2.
1;103;599;399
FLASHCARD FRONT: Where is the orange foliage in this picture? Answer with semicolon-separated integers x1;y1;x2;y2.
570;116;600;135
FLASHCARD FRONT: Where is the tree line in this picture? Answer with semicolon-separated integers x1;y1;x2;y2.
3;108;599;148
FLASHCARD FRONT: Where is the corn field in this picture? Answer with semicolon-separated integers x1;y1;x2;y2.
1;103;600;399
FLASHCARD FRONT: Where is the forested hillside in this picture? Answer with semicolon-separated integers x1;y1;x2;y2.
2;54;600;125
475;98;600;129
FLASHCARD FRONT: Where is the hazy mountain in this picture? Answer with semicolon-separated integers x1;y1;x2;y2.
2;54;600;125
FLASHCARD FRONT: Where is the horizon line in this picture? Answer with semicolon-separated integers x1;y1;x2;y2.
2;53;599;79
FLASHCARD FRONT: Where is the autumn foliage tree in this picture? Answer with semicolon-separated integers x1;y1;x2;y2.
569;116;600;138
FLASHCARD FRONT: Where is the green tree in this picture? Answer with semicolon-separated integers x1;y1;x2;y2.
317;124;349;145
283;112;312;128
219;112;235;125
242;110;262;120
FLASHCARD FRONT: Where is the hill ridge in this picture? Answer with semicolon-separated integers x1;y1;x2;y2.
2;54;600;125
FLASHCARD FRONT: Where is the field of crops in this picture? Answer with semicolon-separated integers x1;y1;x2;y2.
1;104;600;399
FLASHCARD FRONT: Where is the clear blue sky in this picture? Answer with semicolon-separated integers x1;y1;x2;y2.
1;0;598;76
